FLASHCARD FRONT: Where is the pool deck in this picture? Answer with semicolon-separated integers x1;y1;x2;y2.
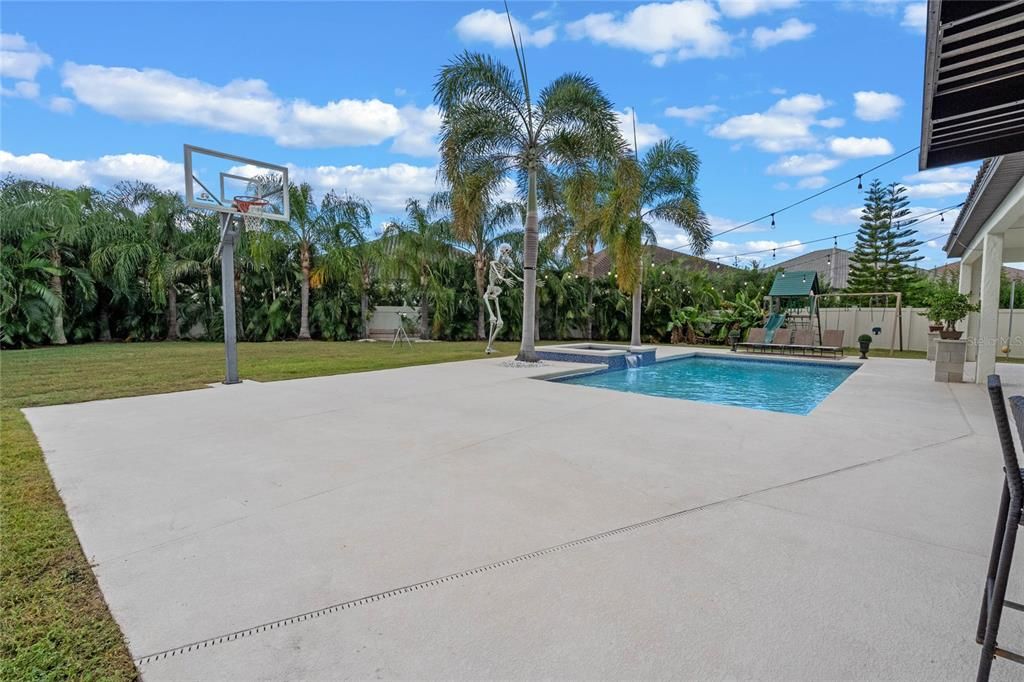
23;347;1024;679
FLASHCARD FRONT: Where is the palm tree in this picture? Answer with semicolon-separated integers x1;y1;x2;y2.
96;182;200;340
435;44;622;361
3;181;97;344
561;163;612;340
309;194;375;339
430;166;522;340
384;199;453;339
604;138;711;346
256;184;370;340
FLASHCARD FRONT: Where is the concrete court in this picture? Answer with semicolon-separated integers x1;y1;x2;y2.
22;347;1024;680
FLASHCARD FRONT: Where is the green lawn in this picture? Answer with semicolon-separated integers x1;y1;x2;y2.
0;340;522;681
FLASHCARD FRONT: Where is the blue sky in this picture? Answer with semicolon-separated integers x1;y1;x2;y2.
1;0;978;268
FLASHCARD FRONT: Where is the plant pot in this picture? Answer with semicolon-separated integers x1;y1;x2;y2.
858;341;870;359
928;325;944;332
939;330;963;340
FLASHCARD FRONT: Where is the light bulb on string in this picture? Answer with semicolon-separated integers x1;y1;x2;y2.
857;175;863;191
772;248;776;260
770;213;776;229
940;212;945;222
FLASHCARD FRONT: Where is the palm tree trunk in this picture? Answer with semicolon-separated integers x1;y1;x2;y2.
586;242;595;340
419;287;430;340
361;270;371;340
360;292;369;340
534;290;540;342
475;255;487;340
97;289;112;342
166;283;180;340
630;279;642;347
517;165;539;362
298;244;311;340
49;248;67;345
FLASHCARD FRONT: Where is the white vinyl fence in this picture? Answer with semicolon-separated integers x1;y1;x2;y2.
813;307;1024;357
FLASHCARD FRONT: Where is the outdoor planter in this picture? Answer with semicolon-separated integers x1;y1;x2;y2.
940;329;964;340
858;334;872;359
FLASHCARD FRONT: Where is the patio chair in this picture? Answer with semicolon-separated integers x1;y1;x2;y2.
977;375;1024;681
790;329;815;356
737;327;766;353
820;330;845;359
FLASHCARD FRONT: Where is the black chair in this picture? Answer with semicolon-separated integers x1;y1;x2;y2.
977;375;1024;680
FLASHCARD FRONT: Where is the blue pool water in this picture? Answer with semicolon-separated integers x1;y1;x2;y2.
554;355;857;415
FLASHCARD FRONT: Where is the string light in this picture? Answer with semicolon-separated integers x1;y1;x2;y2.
668;146;920;254
770;213;776;229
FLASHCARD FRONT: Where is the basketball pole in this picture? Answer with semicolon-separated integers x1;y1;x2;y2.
219;212;241;384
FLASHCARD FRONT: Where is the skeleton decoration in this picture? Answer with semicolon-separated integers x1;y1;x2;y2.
483;243;523;354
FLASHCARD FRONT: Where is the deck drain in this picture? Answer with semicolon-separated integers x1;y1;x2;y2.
135;502;714;666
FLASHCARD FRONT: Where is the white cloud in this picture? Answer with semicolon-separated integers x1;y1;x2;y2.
767;153;840;176
903;165;976;185
853;90;904;121
0;150;182;190
811;205;861;225
718;0;800;18
710;93;836;151
0;33;52;81
902;3;927;32
617;108;667;149
61;63;439;154
707;238;806;262
0;149;441;220
751;18;815;49
827;136;894;158
902;164;977;199
454;8;557;48
796;175;828;189
1;80;39;99
818;116;845;129
291;162;439;217
48;96;74;113
391;105;442;156
566;1;733;63
664;104;721;123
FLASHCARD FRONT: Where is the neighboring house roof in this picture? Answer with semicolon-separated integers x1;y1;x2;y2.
586;244;738;278
944;152;1024;257
929;262;1024;282
768;271;820;298
772;248;852;290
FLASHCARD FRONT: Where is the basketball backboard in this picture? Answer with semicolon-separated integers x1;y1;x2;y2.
183;144;290;223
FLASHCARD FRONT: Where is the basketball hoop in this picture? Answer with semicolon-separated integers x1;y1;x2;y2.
233;195;270;231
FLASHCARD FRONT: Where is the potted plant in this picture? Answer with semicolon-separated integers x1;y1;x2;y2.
925;283;980;340
858;334;872;359
727;325;741;351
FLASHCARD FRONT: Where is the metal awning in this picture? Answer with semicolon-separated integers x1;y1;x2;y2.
919;0;1024;169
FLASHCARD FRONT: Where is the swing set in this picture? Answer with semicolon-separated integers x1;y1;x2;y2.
813;291;904;356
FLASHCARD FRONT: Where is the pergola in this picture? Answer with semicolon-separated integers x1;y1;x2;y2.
923;0;1024;382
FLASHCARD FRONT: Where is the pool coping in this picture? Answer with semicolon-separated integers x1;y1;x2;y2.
533;350;863;383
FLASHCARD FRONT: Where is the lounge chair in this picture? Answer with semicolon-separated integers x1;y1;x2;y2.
820;330;845;359
769;328;792;354
737;327;766;353
790;329;815;355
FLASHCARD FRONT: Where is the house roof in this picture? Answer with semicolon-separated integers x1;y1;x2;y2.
930;262;1024;281
772;248;852;289
768;271;820;298
919;1;1024;169
586;245;739;278
944;152;1024;257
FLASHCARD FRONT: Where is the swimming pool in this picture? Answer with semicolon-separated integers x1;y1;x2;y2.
553;354;857;415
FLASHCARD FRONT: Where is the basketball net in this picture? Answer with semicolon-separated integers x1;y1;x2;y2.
233;195;270;232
